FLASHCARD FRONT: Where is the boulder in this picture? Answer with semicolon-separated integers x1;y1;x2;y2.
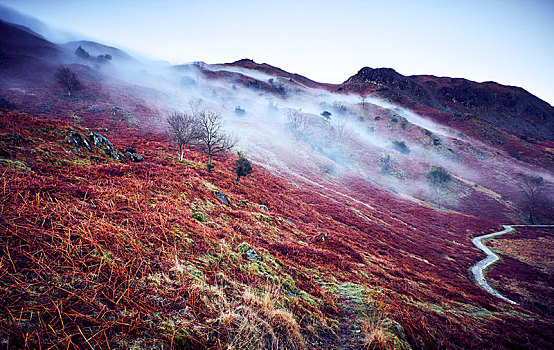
36;103;51;112
125;148;144;162
245;248;262;261
215;191;229;205
87;129;123;160
67;131;91;151
87;129;113;149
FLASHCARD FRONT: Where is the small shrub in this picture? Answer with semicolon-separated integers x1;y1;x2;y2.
392;140;410;155
426;166;452;209
191;212;207;222
379;154;392;175
234;106;246;116
321;111;332;119
233;152;252;182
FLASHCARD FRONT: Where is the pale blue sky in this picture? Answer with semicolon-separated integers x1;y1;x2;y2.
1;0;553;104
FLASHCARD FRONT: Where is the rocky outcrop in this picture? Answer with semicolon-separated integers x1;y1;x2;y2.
423;78;554;140
215;191;229;205
341;67;443;109
67;131;91;151
86;129;123;160
67;129;143;162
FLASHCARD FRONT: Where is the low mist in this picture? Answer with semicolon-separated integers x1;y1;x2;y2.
1;7;551;216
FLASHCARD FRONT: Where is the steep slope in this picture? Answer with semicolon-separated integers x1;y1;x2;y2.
2;109;553;349
0;19;60;60
0;17;553;350
222;58;338;90
61;40;140;64
340;67;554;140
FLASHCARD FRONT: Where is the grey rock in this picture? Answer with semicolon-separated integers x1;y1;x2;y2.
87;129;113;149
36;103;51;112
245;248;262;261
125;151;144;162
86;129;123;161
67;131;91;151
215;191;229;205
283;218;295;226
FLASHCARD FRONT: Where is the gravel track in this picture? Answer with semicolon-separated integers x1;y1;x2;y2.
471;224;554;305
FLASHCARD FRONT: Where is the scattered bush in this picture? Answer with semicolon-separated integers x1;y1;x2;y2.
426;166;452;208
191;212;207;222
233;152;253;183
392;140;410;155
321;111;332;119
234;106;246;116
379;154;392;175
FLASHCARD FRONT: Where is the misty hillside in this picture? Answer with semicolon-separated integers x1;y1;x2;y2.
1;16;553;350
340;67;554;140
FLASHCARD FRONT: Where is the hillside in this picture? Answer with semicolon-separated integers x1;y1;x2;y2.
2;110;552;349
340;67;554;140
0;17;553;350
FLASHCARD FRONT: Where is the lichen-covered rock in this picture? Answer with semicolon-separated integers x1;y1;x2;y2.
87;129;113;149
215;191;229;205
236;243;262;261
67;131;91;151
86;129;123;161
236;242;251;253
125;150;144;162
245;248;262;261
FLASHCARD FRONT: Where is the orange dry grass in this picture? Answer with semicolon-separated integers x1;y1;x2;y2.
1;110;553;349
215;287;305;350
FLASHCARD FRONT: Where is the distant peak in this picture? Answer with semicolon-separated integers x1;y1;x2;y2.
232;58;256;65
357;67;398;75
344;66;404;86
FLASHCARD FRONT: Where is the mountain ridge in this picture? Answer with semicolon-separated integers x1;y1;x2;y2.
341;66;554;140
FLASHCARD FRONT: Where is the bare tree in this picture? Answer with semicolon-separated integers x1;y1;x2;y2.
196;111;237;168
287;110;308;142
359;94;368;111
194;61;206;84
330;115;347;142
55;66;82;96
518;175;546;224
379;154;392;175
426;166;452;209
274;77;288;97
167;112;199;161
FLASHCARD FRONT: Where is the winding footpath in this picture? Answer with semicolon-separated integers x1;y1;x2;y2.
471;224;554;305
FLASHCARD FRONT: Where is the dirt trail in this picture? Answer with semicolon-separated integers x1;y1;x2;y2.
470;224;554;305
